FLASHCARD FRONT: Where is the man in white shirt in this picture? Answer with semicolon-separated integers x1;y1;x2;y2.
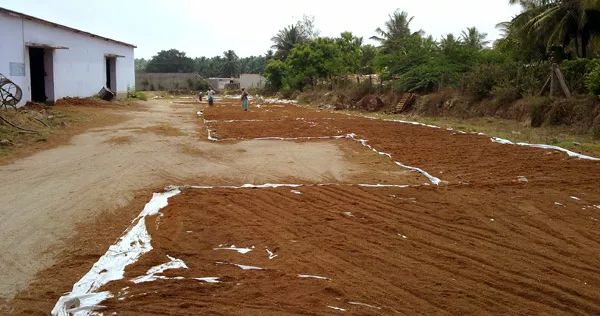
207;89;214;105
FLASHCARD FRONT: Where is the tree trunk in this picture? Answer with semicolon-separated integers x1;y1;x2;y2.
581;32;590;59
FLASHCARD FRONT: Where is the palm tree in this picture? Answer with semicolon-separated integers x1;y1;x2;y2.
370;10;422;53
271;25;308;60
440;33;461;51
265;50;274;61
507;0;600;58
461;27;490;50
221;50;239;77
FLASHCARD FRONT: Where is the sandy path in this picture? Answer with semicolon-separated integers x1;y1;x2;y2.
0;99;416;304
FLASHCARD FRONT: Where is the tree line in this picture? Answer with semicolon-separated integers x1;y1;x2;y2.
264;1;600;98
135;50;266;78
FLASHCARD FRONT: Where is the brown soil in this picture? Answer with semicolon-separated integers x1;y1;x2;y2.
103;135;133;145
97;185;600;315
55;97;111;107
204;103;353;121
136;124;187;137
5;98;600;315
0;105;128;166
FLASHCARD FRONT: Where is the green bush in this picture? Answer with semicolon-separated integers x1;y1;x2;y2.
491;82;521;104
592;125;600;139
546;103;568;125
279;87;299;99
466;64;503;99
530;102;543;127
264;59;286;91
127;89;147;101
562;58;592;94
194;79;212;91
186;78;195;90
519;61;549;96
585;62;600;96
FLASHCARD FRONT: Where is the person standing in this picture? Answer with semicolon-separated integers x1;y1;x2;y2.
198;90;203;102
241;88;249;111
207;88;214;106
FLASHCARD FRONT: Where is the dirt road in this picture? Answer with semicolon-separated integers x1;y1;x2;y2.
0;98;409;308
4;98;600;315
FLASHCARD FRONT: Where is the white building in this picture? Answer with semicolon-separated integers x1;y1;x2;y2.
0;7;135;107
208;77;240;90
240;74;265;89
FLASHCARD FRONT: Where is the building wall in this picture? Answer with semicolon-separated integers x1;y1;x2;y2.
135;73;203;91
240;74;265;89
0;13;27;106
0;11;135;107
209;78;240;90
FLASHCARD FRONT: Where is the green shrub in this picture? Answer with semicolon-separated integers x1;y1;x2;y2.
466;64;503;99
279;87;299;99
127;89;147;101
592;125;600;139
562;58;592;94
585;62;600;96
519;61;550;96
194;79;212;91
264;59;286;91
546;103;568;125
491;82;521;104
530;102;544;127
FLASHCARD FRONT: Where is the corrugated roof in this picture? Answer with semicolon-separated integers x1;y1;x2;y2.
0;7;136;48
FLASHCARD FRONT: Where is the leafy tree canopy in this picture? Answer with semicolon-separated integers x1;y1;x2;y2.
146;49;195;73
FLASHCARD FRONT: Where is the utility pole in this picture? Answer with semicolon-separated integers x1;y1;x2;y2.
539;57;571;98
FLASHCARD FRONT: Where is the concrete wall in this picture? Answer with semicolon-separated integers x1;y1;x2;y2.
240;74;265;89
135;73;202;91
0;11;135;107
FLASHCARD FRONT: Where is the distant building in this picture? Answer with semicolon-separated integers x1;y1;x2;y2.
136;73;203;91
0;7;135;106
209;77;240;90
240;74;265;89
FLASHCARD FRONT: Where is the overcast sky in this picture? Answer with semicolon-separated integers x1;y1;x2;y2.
1;0;522;59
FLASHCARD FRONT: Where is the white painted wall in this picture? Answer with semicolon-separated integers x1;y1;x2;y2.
0;13;28;106
0;11;135;107
240;74;265;89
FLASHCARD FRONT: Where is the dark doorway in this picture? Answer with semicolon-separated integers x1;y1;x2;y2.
105;57;116;92
29;47;46;102
106;58;111;89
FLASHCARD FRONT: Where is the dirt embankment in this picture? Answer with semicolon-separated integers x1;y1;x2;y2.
298;89;600;134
